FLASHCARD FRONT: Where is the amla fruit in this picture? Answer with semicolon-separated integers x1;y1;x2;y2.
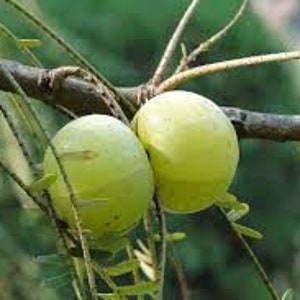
43;115;154;237
132;90;239;213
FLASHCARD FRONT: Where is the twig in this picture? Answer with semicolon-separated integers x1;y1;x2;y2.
218;208;280;300
159;51;300;91
92;263;123;299
40;66;129;124
175;0;248;73
0;102;85;299
151;0;200;86
0;158;46;211
126;244;142;300
0;159;85;300
3;0;135;115
0;64;98;299
153;195;168;300
143;210;159;280
169;242;190;300
0;21;42;67
0;104;37;175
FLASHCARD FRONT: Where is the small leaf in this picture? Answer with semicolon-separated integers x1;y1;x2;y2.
282;288;294;300
34;254;66;266
36;253;71;290
232;223;263;239
139;261;156;281
137;239;151;256
226;203;250;222
153;232;186;242
28;173;57;193
117;281;159;296
105;259;139;277
18;38;42;48
134;249;152;265
97;293;119;300
215;193;246;210
42;272;71;289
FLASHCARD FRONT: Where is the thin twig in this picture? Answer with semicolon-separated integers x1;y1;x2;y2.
41;66;129;124
46;196;87;300
0;99;84;298
126;244;142;300
168;242;190;300
92;263;123;299
0;104;37;175
4;0;135;115
159;51;300;91
151;0;200;86
0;64;98;299
175;0;248;73
0;28;77;132
153;195;168;300
7;93;47;153
143;210;159;281
0;21;42;67
218;208;280;300
0;158;46;211
0;158;85;299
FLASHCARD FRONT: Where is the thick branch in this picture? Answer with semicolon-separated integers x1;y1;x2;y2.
0;59;300;142
0;59;137;117
223;107;300;141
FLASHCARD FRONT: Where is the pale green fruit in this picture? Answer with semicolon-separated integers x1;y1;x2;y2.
43;114;154;237
132;90;239;213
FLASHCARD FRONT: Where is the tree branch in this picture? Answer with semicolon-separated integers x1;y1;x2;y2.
159;51;300;91
222;107;300;141
0;59;300;142
151;0;200;86
175;0;248;73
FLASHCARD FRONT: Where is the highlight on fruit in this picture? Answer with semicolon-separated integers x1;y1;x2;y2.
43;114;154;238
132;90;239;213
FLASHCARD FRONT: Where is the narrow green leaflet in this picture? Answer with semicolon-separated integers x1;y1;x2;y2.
42;272;72;289
282;288;294;300
35;254;72;290
28;173;57;193
226;203;249;222
215;192;247;211
105;259;139;277
97;293;120;300
232;223;263;240
117;281;159;296
18;38;41;48
34;253;67;266
153;232;186;242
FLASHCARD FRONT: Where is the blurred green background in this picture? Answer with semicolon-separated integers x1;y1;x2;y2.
0;0;300;299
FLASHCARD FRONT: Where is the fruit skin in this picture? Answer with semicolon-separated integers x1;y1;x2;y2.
43;114;154;238
132;90;239;213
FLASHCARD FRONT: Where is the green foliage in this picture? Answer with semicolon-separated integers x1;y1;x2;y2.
282;289;294;300
0;0;299;299
28;173;57;193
